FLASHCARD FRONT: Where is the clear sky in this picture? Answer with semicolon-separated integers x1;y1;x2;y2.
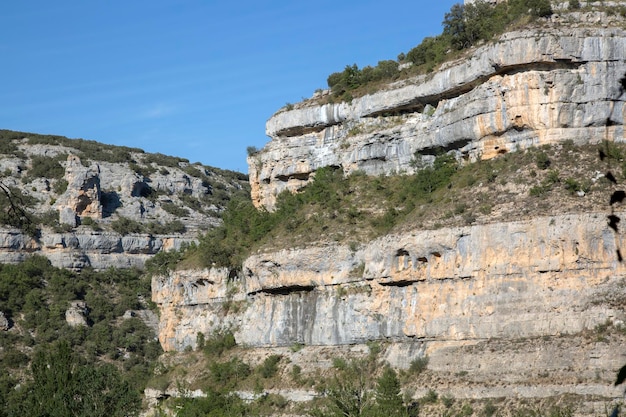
1;1;458;173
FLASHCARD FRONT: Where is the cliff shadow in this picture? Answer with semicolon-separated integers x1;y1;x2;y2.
101;191;121;218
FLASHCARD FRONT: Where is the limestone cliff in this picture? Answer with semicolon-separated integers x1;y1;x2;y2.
152;6;626;412
251;21;626;210
155;212;625;349
153;212;626;408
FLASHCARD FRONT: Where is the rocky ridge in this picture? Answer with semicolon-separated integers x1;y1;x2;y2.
0;132;249;269
153;212;626;410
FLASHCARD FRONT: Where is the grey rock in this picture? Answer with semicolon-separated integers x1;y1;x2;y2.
59;207;77;227
154;212;625;350
252;26;626;210
65;301;88;327
0;311;9;331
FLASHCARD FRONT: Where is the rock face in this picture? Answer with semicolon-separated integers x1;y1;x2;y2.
0;228;192;270
0;133;249;270
56;154;102;226
251;25;626;209
65;301;89;327
153;212;626;405
0;312;9;331
154;212;625;350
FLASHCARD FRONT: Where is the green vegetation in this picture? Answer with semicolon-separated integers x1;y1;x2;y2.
0;256;160;415
324;0;552;102
162;202;190;217
0;183;39;237
170;142;617;274
14;130;142;164
25;155;66;181
258;354;282;379
6;340;140;417
111;217;187;235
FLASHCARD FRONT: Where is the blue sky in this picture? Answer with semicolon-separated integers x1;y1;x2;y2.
1;1;457;173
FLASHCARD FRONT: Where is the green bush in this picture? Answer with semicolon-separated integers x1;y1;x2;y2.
26;155;66;181
421;389;438;404
161;202;189;217
147;220;186;235
258;354;282;378
324;0;553;103
53;178;68;194
209;358;251;387
0;257;160;408
408;356;429;375
111;217;145;235
0;184;38;236
143;152;188;168
80;216;102;231
202;330;237;357
535;152;551;170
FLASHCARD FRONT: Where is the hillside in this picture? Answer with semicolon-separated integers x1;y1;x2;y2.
149;2;626;417
0;130;249;270
0;132;251;416
4;1;626;417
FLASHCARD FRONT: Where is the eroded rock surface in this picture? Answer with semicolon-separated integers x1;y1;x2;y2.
56;154;102;224
153;212;626;408
251;26;626;209
0;228;193;270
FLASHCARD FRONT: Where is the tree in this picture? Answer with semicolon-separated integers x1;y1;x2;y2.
312;360;373;417
371;367;407;417
527;0;553;17
443;3;467;50
7;340;141;417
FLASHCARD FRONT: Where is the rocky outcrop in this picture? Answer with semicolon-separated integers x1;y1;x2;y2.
65;301;89;327
0;133;249;270
0;312;9;331
153;212;626;407
0;228;193;270
56;154;102;226
251;25;626;209
153;211;626;405
154;212;625;350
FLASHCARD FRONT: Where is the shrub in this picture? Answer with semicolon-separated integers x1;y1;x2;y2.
246;146;260;156
142;152;187;168
111;217;144;235
409;356;429;375
27;155;65;180
421;389;438;404
53;178;68;194
202;330;236;357
147;220;186;235
535;152;551;170
161;202;189;217
210;357;251;386
258;354;282;378
80;216;102;231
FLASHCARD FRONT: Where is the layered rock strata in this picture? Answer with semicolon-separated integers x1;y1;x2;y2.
154;212;625;350
251;26;626;209
153;212;626;407
0;228;191;270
